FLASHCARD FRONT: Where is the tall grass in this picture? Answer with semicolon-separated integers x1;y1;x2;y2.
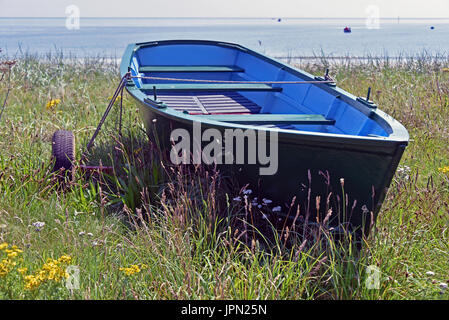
0;51;448;299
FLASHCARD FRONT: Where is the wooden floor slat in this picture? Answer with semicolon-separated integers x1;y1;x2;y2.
158;92;262;115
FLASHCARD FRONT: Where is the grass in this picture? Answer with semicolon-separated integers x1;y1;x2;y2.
0;51;449;299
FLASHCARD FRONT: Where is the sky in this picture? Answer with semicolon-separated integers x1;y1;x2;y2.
0;0;448;18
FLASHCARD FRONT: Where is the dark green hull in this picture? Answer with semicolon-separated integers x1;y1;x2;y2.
137;102;405;235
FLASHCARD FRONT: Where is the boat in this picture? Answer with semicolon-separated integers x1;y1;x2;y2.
344;27;351;33
120;40;409;235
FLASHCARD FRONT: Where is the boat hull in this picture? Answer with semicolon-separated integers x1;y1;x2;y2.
137;100;406;235
120;40;409;235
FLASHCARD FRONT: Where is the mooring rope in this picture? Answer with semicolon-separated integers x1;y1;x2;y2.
131;75;335;84
82;73;128;160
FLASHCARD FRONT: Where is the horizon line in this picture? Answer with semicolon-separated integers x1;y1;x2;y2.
1;16;449;19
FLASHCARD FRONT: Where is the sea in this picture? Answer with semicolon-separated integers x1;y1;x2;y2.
1;17;449;60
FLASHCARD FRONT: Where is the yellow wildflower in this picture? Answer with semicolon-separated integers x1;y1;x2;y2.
132;264;140;272
0;242;7;250
46;98;61;110
108;95;122;102
0;258;16;277
18;267;28;275
438;166;449;175
119;263;147;276
0;260;9;277
58;255;72;264
4;245;22;256
442;67;449;72
10;245;23;253
7;251;18;258
23;254;72;290
24;275;41;290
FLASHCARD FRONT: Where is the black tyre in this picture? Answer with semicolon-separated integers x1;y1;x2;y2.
51;130;75;175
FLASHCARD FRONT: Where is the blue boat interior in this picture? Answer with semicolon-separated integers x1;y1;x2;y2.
129;42;389;137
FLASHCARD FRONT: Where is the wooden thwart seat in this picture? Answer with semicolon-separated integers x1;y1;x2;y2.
139;65;244;73
193;114;335;125
140;83;282;92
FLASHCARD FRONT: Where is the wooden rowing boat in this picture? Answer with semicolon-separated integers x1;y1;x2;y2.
120;40;409;235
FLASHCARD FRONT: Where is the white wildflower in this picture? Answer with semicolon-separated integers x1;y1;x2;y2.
32;221;45;231
233;196;242;202
262;198;272;204
272;206;282;212
396;165;411;181
426;271;435;276
439;283;448;290
243;189;252;195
